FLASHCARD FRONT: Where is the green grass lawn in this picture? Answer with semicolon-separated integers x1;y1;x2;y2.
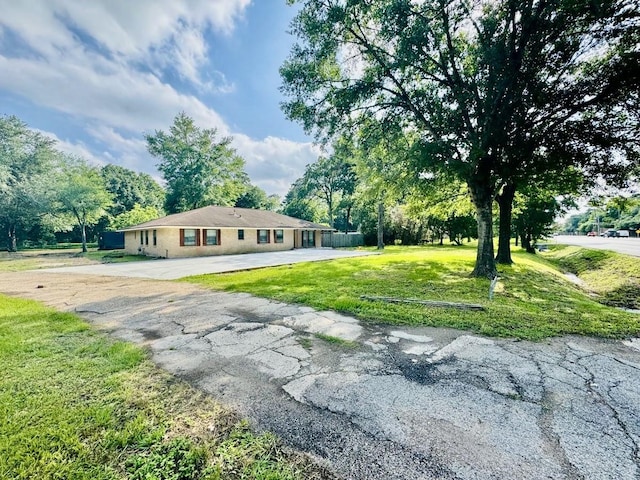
542;244;640;309
185;245;640;340
0;295;327;480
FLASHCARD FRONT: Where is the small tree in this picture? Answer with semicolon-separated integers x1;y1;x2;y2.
55;158;113;252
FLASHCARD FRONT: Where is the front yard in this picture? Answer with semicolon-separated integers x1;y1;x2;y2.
186;245;640;341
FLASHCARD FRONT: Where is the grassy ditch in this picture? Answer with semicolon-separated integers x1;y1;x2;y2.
542;244;640;310
185;245;640;341
0;295;329;480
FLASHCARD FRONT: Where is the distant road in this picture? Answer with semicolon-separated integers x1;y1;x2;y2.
553;235;640;257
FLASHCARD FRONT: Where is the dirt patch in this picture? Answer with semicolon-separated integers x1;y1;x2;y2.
0;271;205;312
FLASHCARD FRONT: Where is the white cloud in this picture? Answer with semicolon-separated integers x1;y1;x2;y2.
233;134;321;196
0;0;315;199
35;129;107;166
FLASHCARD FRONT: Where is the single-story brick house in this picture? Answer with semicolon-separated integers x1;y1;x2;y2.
120;205;329;258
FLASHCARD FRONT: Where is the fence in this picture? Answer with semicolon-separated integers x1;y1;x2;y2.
321;232;364;248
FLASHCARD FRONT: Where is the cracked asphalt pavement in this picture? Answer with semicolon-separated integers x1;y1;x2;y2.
2;272;640;479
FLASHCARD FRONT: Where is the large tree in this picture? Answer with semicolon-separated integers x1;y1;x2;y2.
0;115;59;251
146;113;246;213
281;0;640;277
55;158;113;252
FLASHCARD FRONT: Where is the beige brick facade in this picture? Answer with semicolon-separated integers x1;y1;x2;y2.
124;227;321;258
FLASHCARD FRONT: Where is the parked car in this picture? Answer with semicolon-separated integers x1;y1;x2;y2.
600;228;629;238
586;231;597;236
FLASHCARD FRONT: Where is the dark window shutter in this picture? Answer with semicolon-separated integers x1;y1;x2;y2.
179;229;185;246
268;229;271;243
218;229;221;246
196;229;201;246
257;230;260;243
202;229;208;246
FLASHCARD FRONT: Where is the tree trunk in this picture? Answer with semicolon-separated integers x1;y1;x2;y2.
377;202;384;250
521;233;535;253
495;183;516;264
515;233;519;246
81;222;88;253
469;178;497;278
344;205;352;234
7;225;17;252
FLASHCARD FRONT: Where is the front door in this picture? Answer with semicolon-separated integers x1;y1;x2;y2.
301;230;315;248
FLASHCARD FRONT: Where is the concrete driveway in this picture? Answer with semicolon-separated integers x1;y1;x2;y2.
41;248;376;280
554;235;640;257
2;271;640;480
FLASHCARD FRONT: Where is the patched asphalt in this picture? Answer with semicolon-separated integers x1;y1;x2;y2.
2;271;640;479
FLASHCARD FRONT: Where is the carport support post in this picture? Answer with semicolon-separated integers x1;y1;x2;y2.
377;202;384;250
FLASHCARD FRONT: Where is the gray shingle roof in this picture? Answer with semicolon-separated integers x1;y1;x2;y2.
119;205;329;231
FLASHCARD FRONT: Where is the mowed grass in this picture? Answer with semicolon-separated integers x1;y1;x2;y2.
542;244;640;310
0;295;328;480
185;245;640;340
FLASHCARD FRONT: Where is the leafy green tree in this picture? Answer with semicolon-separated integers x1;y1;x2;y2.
146;113;246;213
281;178;323;222
55;158;113;252
302;151;357;229
101;164;165;217
0;115;59;251
513;192;565;253
234;184;280;211
111;204;163;230
282;0;640;277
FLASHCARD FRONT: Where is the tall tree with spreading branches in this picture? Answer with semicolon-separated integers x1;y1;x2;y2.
281;0;640;277
146;113;247;214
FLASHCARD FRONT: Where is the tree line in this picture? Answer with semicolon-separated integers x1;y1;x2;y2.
0;113;277;252
565;196;640;235
280;132;570;250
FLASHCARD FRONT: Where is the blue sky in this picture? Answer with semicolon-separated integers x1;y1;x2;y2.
0;1;319;197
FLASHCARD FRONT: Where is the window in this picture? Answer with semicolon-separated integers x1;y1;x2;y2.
274;229;284;243
153;230;157;246
145;230;149;245
203;229;221;246
257;229;270;244
180;228;199;246
238;229;244;240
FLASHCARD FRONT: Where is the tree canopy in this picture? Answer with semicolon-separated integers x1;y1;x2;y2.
55;158;113;252
146;113;247;214
281;0;640;277
101;164;165;217
0;115;59;251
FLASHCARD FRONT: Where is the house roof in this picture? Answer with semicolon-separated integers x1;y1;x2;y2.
120;205;329;231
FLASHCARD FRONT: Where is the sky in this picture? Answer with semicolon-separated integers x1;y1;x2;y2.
0;0;321;197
